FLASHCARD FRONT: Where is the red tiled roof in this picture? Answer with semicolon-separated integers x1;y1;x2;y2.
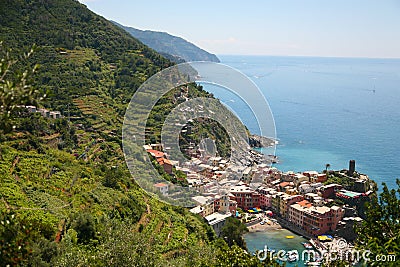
280;182;290;187
146;149;164;158
155;157;173;166
154;183;167;187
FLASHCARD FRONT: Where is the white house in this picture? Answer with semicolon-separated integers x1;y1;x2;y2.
154;182;168;196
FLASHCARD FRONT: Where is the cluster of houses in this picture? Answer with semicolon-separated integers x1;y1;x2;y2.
147;142;372;239
25;105;62;119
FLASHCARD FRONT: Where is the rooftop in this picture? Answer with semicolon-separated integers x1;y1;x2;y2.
154;183;168;188
163;158;173;165
297;200;312;208
304;171;319;176
205;212;231;226
279;182;290;187
147;149;164;158
189;205;204;214
192;195;213;205
230;183;253;193
309;206;331;214
337;189;362;198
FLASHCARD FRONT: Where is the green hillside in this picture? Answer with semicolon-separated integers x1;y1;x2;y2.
0;0;279;266
112;21;220;63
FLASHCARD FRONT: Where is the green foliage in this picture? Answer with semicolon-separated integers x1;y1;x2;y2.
220;217;249;249
28;237;59;266
18;112;50;134
181;117;232;158
324;173;355;189
355;180;400;266
70;212;97;244
1;0;171;127
114;21;220;63
146;84;232;159
215;244;282;267
0;42;44;132
1;139;274;266
0;211;33;266
53;118;78;151
102;166;123;189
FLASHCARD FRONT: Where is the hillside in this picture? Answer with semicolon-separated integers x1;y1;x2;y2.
0;0;278;266
112;21;220;63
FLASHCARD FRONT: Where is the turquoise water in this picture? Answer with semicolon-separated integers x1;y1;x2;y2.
244;229;310;266
199;55;400;265
203;55;400;190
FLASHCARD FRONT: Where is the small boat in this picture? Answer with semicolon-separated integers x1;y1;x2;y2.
286;235;294;239
306;261;321;266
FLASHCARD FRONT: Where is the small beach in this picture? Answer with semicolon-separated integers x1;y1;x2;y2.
247;220;282;232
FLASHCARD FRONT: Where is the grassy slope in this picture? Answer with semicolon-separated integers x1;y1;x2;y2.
0;0;218;265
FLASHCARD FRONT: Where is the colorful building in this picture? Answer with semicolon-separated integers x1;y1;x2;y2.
271;192;285;214
229;182;260;210
280;194;304;218
288;202;344;236
192;195;215;217
214;194;237;215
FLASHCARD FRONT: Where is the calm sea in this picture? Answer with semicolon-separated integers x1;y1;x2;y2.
244;229;309;267
201;55;400;190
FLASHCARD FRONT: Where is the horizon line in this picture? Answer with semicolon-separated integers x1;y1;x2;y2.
216;54;400;60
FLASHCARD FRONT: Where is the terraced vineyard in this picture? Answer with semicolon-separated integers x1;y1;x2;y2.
73;96;122;130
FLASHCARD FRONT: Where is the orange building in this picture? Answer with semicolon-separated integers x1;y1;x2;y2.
147;149;173;174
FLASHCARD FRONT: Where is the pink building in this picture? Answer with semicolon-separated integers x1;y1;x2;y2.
288;200;312;228
257;187;274;209
319;184;342;199
259;193;272;209
229;182;260;210
288;202;344;236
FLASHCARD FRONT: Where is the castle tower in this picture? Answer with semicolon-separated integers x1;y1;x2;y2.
348;160;355;176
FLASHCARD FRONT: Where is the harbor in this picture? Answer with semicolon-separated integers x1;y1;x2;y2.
244;228;311;267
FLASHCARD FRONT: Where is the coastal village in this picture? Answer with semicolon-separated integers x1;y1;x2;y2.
21;103;374;264
146;141;374;263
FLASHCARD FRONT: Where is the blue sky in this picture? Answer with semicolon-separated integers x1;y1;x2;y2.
79;0;400;58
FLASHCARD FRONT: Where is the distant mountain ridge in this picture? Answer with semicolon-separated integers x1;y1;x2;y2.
112;21;220;63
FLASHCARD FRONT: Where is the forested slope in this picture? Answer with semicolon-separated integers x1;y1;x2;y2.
0;0;280;266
